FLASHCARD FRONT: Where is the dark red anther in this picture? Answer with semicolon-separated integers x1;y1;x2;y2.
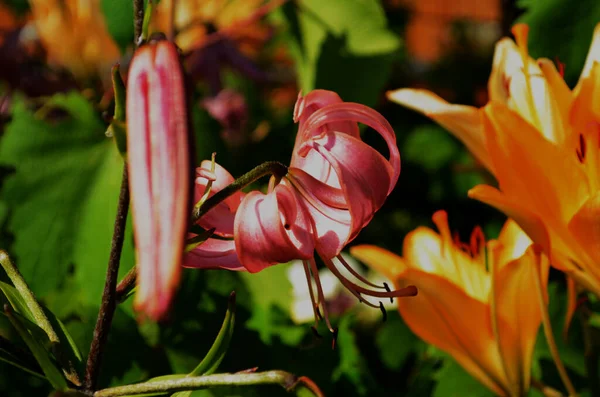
577;133;586;163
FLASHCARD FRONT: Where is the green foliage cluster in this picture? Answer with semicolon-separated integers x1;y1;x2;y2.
1;0;600;396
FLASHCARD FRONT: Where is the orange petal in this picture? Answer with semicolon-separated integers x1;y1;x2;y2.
396;269;508;396
493;246;547;396
568;192;600;288
386;89;494;172
563;276;577;339
483;103;589;230
349;244;406;282
403;225;489;301
488;38;565;143
469;185;551;259
495;219;532;269
575;23;600;90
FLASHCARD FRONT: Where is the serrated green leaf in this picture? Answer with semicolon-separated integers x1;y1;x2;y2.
0;92;135;304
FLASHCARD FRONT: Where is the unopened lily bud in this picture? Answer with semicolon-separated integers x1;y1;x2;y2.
127;41;190;321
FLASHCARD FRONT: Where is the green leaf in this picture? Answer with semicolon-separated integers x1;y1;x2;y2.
432;357;495;397
4;306;67;390
403;125;460;171
279;0;401;106
186;292;236;377
332;315;376;396
375;312;422;370
101;0;135;52
517;0;600;86
0;281;35;324
0;93;135;304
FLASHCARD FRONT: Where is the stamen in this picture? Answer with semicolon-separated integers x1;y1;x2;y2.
310;325;322;339
577;133;587;163
331;328;339;350
554;56;566;78
336;255;388;290
324;255;417;299
302;260;322;329
308;258;336;333
470;226;485;258
383;282;393;303
379;302;388;322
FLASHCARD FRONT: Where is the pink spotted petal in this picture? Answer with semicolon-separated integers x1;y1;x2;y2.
234;183;315;273
296;102;400;193
287;167;351;258
195;160;244;237
182;238;245;271
300;132;394;257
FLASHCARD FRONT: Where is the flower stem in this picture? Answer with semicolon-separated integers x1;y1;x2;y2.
191;161;287;224
84;167;130;391
0;250;60;345
531;378;565;397
533;253;577;396
93;370;323;397
133;0;145;45
115;266;137;303
580;302;600;397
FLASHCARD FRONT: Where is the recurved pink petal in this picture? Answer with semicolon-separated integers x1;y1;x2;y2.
183;238;244;271
303;132;395;255
234;182;315;273
296;102;400;192
195;160;244;237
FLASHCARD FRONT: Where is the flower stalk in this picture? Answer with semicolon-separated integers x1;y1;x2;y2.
533;249;577;396
93;370;323;397
191;160;288;224
84;167;130;391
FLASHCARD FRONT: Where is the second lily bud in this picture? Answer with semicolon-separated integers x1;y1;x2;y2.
127;40;191;321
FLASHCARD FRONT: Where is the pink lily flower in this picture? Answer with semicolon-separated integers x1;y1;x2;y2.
183;160;246;271
186;90;417;329
127;41;191;321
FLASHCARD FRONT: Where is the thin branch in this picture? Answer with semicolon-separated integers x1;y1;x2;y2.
93;370;323;397
533;251;577;397
191;161;287;224
115;266;137;303
84;167;130;391
580;303;600;397
133;0;145;44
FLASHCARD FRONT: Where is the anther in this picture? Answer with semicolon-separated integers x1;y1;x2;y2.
331;328;339;350
379;301;388;322
311;326;322;339
383;282;393;303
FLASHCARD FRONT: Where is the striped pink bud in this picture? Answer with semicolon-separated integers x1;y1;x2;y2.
127;41;190;321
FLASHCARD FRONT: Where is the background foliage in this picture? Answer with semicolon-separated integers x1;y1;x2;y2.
1;0;599;395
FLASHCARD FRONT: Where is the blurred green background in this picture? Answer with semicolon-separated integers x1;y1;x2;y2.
0;0;598;395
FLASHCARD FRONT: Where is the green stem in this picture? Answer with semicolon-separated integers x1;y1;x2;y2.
533;254;577;396
93;371;323;397
580;304;600;396
0;251;59;345
191;161;287;224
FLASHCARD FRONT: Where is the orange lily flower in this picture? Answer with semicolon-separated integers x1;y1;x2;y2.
351;211;548;397
28;0;120;78
388;24;600;302
151;0;272;54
